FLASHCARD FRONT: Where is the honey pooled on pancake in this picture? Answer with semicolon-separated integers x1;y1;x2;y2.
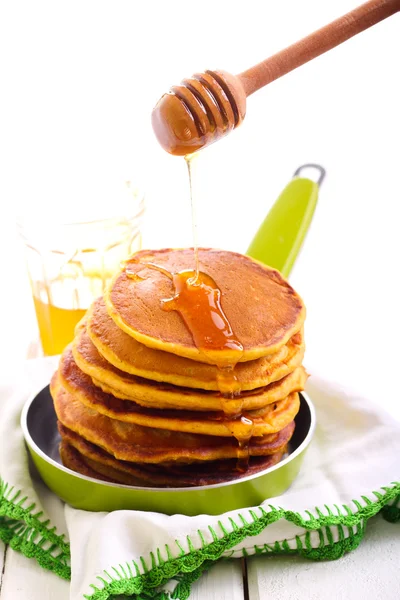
104;248;305;364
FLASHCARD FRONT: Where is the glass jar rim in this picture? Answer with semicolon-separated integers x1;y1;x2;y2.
16;181;145;232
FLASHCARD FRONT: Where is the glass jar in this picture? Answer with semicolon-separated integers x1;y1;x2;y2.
18;184;144;356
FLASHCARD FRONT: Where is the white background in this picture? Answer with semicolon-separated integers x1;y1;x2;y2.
0;0;399;417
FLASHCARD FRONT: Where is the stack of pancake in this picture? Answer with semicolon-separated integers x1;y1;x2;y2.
51;248;307;487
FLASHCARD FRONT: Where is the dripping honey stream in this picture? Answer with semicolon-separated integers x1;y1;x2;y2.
127;152;256;467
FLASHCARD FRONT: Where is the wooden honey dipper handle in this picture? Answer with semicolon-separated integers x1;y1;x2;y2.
239;0;400;96
152;0;399;155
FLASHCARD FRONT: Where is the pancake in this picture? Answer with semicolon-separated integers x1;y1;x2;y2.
59;428;287;487
60;440;114;483
104;248;305;363
59;347;301;437
85;298;305;391
91;370;307;412
51;375;297;463
74;319;307;411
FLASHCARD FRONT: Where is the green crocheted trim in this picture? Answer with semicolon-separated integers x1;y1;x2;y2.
0;480;70;581
381;493;400;523
88;523;368;600
0;479;399;600
85;482;400;600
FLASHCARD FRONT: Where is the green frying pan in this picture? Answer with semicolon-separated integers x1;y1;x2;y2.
21;388;315;516
21;163;324;515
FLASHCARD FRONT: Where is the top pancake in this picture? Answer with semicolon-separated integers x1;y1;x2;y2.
105;248;305;364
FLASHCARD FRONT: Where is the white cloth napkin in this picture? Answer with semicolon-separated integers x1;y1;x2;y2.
0;357;399;600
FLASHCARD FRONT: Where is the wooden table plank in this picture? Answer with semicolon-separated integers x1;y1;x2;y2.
246;516;400;600
190;558;245;600
0;548;69;600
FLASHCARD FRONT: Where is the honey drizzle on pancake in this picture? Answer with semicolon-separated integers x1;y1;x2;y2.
126;261;254;465
126;155;255;467
162;270;254;464
184;154;254;466
161;270;244;358
214;368;253;467
126;263;243;361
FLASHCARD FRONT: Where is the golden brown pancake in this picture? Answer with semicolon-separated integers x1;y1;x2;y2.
53;247;307;487
58;347;301;437
59;428;287;487
74;319;307;411
85;298;305;391
51;375;297;463
104;248;305;363
60;440;113;483
91;370;307;412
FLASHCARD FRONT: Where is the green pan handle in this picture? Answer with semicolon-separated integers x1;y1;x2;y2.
246;164;325;278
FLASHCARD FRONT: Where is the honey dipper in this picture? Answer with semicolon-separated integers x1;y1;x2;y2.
152;0;399;155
